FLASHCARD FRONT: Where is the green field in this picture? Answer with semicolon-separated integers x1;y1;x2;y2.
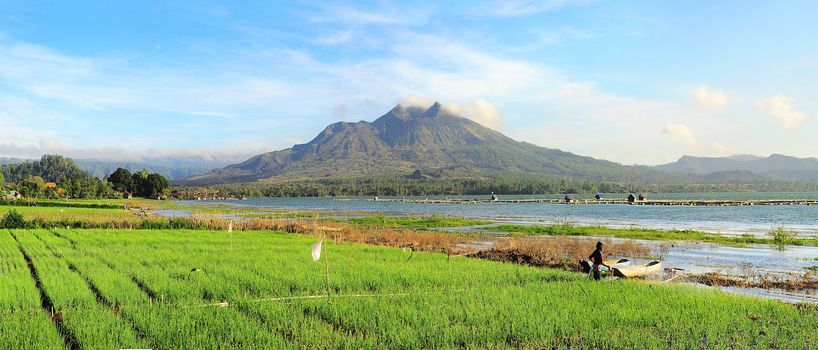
0;206;141;225
1;228;816;349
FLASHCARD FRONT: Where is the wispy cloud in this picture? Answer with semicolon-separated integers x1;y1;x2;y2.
0;42;298;118
479;0;594;17
308;4;430;25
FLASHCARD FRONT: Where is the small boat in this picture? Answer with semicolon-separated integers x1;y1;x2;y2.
612;261;662;278
579;258;630;274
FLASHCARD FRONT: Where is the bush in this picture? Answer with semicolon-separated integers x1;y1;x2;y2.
768;226;797;250
0;210;29;229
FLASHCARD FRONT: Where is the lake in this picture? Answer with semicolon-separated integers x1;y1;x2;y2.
178;192;818;237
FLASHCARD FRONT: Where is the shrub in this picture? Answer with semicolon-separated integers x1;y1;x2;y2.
0;210;29;229
768;226;797;250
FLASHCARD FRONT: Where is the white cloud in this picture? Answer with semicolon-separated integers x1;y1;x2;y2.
442;100;503;129
397;96;503;129
309;5;428;25
0;42;298;118
662;124;698;148
0;139;264;164
482;0;594;17
711;141;732;155
693;85;728;110
316;30;355;45
398;95;436;109
757;94;807;129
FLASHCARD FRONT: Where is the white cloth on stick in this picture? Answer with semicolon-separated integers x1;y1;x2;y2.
311;240;323;262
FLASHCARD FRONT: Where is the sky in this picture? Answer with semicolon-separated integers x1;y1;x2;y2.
1;0;817;165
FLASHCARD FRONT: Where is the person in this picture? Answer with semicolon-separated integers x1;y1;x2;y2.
490;192;498;202
588;241;609;280
564;194;571;203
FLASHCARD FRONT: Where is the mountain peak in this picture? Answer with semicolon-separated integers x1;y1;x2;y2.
420;101;446;118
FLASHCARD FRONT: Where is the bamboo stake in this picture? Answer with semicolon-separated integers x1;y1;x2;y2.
324;234;331;304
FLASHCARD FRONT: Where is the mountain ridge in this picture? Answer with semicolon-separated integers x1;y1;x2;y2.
656;154;818;181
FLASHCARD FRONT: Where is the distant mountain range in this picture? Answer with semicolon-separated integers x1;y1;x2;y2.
656;154;818;181
185;102;693;185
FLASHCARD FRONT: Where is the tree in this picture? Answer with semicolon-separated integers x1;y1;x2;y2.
126;169;169;197
106;168;134;192
145;173;170;197
0;171;4;188
18;176;46;198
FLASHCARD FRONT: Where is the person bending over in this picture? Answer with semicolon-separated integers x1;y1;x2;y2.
589;241;610;280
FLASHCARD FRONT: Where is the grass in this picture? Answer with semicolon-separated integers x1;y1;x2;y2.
1;228;817;348
483;222;818;247
348;213;492;229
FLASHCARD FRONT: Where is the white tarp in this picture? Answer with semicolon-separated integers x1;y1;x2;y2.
311;240;323;262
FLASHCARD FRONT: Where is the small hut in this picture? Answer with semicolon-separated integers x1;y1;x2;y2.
627;193;636;204
638;193;647;201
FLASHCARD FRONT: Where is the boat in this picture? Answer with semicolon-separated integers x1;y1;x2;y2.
579;258;630;274
612;261;662;278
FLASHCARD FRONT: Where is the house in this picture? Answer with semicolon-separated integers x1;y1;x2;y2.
45;182;57;189
122;190;132;199
3;190;23;201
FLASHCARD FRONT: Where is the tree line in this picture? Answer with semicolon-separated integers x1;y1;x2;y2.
1;155;169;199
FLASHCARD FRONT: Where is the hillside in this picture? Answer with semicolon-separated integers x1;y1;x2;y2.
657;154;818;181
185;102;680;185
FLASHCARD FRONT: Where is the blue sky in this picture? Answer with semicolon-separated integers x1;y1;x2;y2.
1;0;817;165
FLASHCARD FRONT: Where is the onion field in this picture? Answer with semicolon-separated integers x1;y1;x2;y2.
1;228;816;349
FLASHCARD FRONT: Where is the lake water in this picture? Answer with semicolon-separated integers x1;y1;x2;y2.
179;192;818;237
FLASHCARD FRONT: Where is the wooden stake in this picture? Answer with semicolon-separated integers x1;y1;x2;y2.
323;235;331;303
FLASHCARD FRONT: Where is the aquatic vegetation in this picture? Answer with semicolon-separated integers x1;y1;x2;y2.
768;226;797;250
2;228;817;348
348;213;491;229
485;223;818;247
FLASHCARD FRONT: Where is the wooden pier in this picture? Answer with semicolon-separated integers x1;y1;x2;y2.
371;197;818;206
